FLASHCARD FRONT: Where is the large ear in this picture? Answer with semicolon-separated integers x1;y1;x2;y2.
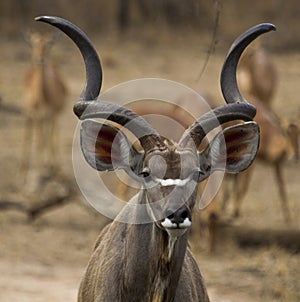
80;120;143;174
199;121;259;179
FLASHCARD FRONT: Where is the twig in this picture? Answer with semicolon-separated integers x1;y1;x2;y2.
196;0;221;82
0;177;77;221
0;97;23;115
0;200;26;212
27;190;75;221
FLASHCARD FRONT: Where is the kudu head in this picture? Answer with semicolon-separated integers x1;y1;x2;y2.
36;16;275;236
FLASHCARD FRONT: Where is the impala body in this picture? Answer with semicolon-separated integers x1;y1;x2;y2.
22;31;68;175
238;39;277;108
223;39;297;221
36;16;275;301
224;95;298;221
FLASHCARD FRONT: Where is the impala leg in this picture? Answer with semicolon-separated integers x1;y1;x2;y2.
208;210;218;253
274;163;291;222
205;179;220;253
220;176;232;211
48;116;58;171
232;167;253;218
21;116;33;177
35;117;46;173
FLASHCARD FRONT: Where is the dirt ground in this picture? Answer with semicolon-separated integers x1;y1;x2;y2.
0;25;299;301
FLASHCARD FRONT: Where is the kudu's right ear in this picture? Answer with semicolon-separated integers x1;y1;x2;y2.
80;120;143;174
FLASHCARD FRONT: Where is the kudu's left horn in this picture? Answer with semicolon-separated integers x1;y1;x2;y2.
179;23;276;147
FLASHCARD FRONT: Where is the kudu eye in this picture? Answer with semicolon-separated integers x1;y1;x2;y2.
139;167;151;178
192;168;205;182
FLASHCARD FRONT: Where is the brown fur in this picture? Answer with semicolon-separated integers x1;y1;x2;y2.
222;96;298;222
238;40;277;108
22;32;68;176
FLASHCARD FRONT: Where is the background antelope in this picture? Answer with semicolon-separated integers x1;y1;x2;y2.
238;39;277;109
222;95;299;222
221;39;299;222
22;31;68;180
37;16;275;301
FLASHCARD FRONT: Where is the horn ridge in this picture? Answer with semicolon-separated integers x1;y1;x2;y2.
77;100;160;137
179;102;256;147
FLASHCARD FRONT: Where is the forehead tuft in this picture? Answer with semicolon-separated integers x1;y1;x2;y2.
145;139;198;179
163;138;176;150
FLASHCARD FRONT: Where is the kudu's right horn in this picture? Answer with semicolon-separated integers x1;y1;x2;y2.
35;16;166;152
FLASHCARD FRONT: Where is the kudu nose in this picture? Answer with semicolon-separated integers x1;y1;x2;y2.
166;207;189;225
161;207;192;238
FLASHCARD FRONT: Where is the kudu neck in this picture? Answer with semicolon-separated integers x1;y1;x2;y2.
119;191;189;301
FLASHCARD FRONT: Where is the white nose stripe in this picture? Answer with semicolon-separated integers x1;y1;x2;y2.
155;178;190;187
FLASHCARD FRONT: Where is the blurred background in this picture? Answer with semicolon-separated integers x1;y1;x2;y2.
0;1;299;301
0;0;299;50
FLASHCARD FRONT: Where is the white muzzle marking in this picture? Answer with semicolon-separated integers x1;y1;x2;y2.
161;217;192;238
162;217;192;259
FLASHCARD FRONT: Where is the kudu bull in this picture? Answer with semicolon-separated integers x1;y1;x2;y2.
37;16;275;302
22;31;68;176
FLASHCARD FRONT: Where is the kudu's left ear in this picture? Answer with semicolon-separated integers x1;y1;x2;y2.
80;120;142;174
199;121;259;179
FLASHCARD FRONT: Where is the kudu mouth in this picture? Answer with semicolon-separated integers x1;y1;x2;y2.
161;206;192;238
161;217;192;238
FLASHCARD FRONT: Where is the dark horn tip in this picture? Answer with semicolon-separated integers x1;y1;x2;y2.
260;23;276;32
229;23;277;55
35;16;47;21
35;16;68;28
35;16;75;28
35;15;56;23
